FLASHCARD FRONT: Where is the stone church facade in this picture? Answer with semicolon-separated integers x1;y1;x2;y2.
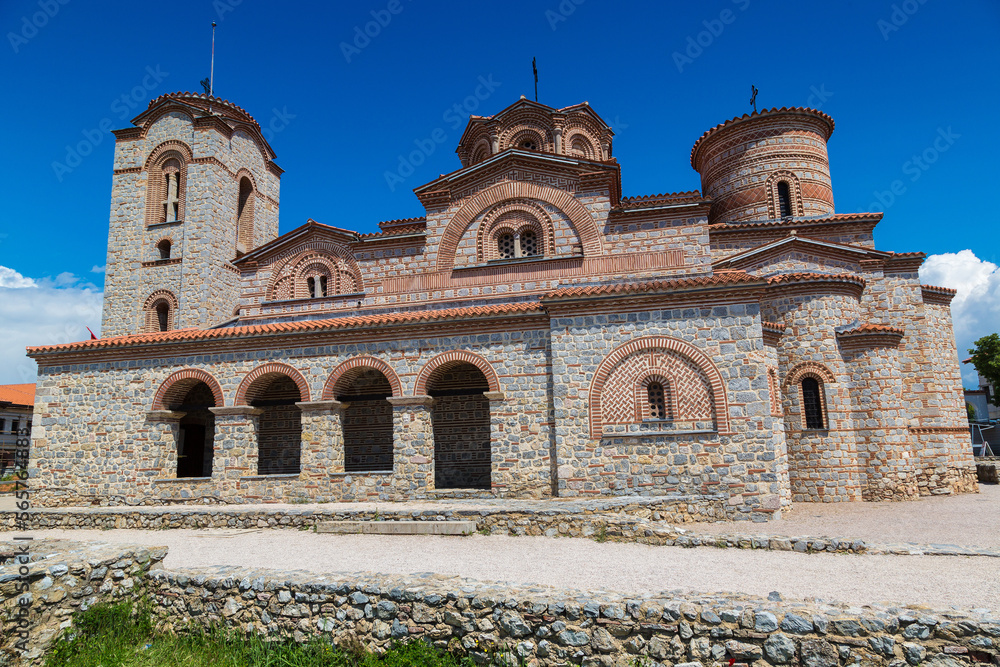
26;92;977;519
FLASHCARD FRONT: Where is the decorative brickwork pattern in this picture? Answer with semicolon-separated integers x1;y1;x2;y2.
235;362;311;405
323;356;403;399
141;289;178;333
415;350;501;396
589;336;729;438
152;368;225;410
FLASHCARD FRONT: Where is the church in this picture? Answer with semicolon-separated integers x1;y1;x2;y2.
26;91;978;519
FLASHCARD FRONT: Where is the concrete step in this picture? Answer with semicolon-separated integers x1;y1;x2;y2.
315;520;477;536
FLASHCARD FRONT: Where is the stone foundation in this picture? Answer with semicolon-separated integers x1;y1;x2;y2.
4;540;997;667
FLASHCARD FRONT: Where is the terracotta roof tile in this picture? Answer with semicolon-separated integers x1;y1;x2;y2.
378;216;427;230
708;212;883;231
618;191;705;209
691;106;835;168
358;224;427;240
0;383;35;406
921;284;958;295
761;321;787;332
147;92;258;126
543;272;759;299
837;323;905;336
766;272;867;288
27;302;545;355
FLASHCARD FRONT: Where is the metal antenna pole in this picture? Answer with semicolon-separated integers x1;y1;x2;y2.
210;21;217;96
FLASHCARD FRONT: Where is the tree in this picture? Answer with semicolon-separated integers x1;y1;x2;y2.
968;333;1000;406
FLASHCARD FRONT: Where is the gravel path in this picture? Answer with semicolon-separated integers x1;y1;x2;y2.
690;484;1000;549
25;528;1000;611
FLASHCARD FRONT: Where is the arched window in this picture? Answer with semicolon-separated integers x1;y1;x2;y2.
155;302;170;332
142;290;178;333
236;176;255;255
647;382;667;420
157;239;171;260
520;139;538;151
801;377;825;429
519;228;538;257
161;159;181;223
777;181;792;218
497;232;516;259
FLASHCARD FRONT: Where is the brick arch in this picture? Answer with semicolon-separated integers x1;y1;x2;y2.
765;170;803;219
141;289;178;333
476;199;556;262
235;362;311;405
144;140;193;227
152;368;225;410
436;181;603;272
588;336;730;438
414;350;501;396
782;361;836;388
323;356;403;400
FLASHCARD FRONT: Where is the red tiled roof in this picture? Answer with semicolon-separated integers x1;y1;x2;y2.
921;284;957;295
146;92;259;127
618;191;705;209
378;216;427;231
0;383;35;407
358;224;427;240
708;212;883;231
766;272;867;288
761;321;787;332
543;272;759;299
26;302;545;355
691;106;835;169
837;323;905;336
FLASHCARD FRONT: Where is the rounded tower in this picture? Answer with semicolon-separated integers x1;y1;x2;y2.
691;107;835;225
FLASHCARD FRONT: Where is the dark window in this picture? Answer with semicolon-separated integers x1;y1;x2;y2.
802;377;824;429
520;139;538;151
156;302;170;332
647;382;667;420
520;229;538;257
777;181;793;218
157;239;171;259
319;275;328;298
11;420;20;434
497;233;516;259
0;419;5;432
307;277;316;298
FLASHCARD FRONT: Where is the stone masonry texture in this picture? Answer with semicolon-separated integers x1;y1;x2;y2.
25;95;976;516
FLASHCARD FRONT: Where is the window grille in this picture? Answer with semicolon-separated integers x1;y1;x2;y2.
802;377;825;429
777;181;793;218
498;233;516;259
647;382;667;420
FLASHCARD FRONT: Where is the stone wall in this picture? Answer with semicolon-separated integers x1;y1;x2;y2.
4;540;996;667
0;540;167;664
548;300;789;521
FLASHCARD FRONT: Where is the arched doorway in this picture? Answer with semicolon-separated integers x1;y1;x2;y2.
247;375;303;475
334;368;394;472
167;382;216;478
426;362;491;490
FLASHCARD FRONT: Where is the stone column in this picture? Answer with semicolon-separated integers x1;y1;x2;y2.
145;410;185;479
296;401;346;481
387;396;435;498
208;406;262;499
553;127;563;154
483;391;514;496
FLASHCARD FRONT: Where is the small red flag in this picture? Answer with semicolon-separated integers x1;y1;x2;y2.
86;327;98;340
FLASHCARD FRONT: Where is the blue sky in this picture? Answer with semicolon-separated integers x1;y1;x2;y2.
1;0;998;384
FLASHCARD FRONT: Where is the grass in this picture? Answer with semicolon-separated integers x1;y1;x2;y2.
45;600;490;667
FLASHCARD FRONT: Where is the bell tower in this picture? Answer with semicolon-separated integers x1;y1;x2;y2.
101;92;282;338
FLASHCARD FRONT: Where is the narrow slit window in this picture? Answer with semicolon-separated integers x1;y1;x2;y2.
647;382;667;420
802;377;825;429
319;275;328;298
307;277;316;298
155;302;170;332
777;181;793;218
157;239;171;260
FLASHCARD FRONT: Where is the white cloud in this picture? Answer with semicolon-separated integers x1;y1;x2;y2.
0;266;37;288
91;265;107;274
920;250;1000;386
0;266;103;385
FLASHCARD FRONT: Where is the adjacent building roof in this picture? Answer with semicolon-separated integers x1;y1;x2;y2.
0;384;35;408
